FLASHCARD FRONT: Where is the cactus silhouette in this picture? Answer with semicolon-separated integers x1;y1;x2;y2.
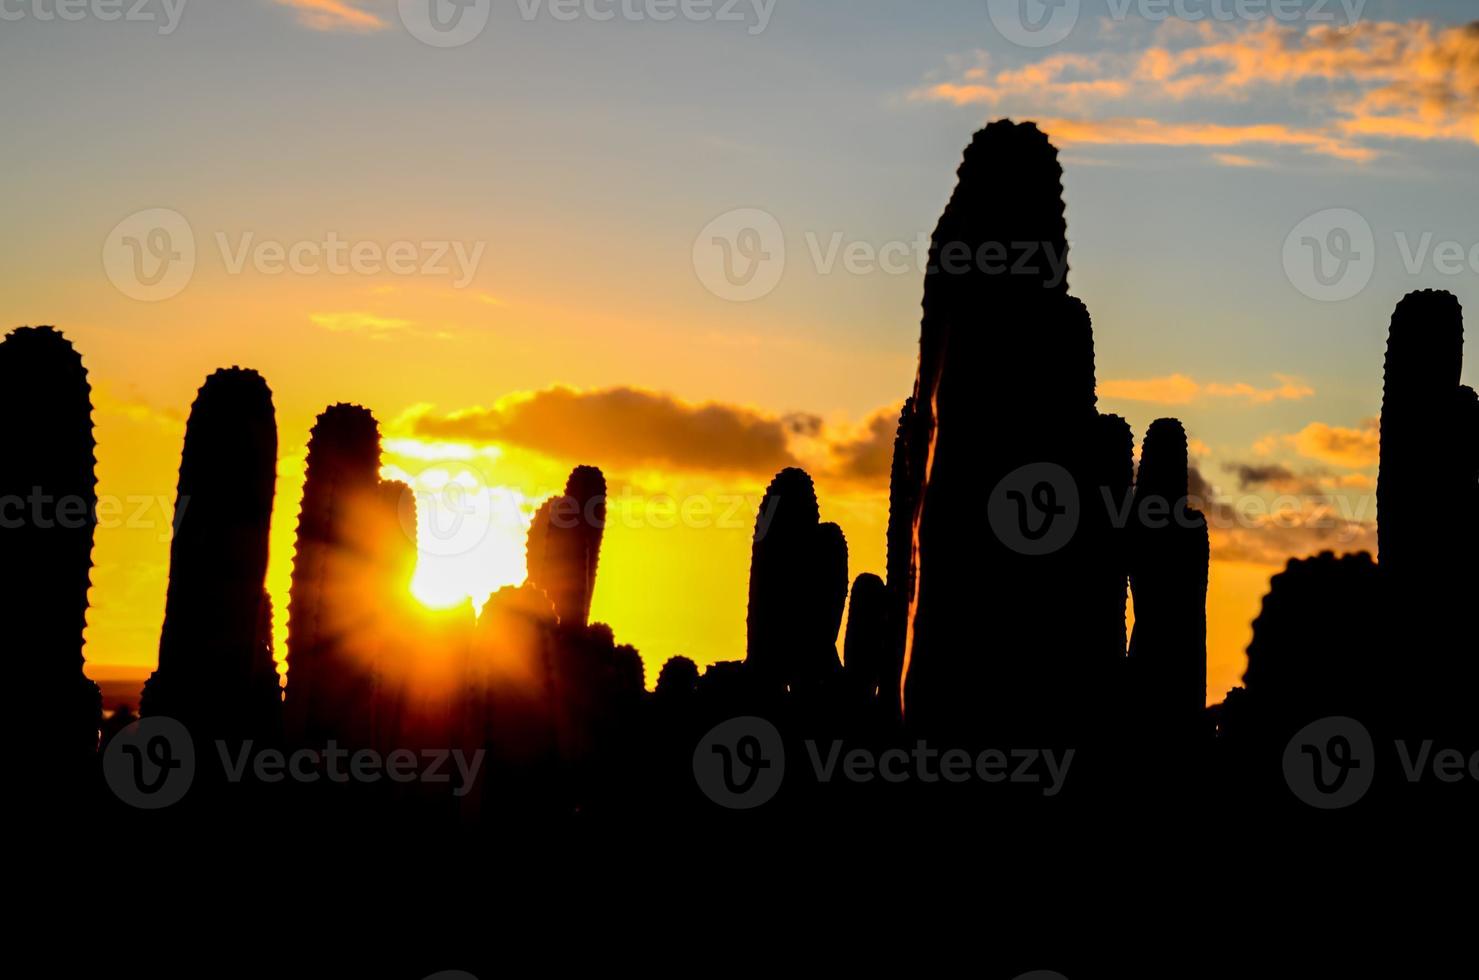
842;572;889;703
745;467;847;693
1126;419;1210;741
142;368;281;742
0;326;102;771
1377;289;1474;724
904;121;1113;745
526;466;606;629
655;655;700;702
882;398;924;719
283;404;385;747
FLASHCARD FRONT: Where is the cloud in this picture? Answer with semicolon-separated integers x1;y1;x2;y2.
1100;374;1314;405
1284;420;1381;469
824;406;900;481
914;19;1479;162
1190;464;1377;566
1224;462;1301;492
310;312;414;334
410;386;804;476
273;0;387;32
405;387;909;488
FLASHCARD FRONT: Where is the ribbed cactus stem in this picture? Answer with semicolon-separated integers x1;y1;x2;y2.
284;404;384;746
143;367;280;739
525;466;607;629
1128;419;1210;732
1378;290;1464;579
904;121;1111;743
0;326;102;765
746;467;846;692
843;573;888;699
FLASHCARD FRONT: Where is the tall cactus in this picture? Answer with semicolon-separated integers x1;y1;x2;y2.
283;404;384;747
525;465;606;629
1377;289;1473;719
1126;419;1210;739
842;572;889;703
882;398;923;719
142;368;281;741
745;467;847;693
903;121;1109;744
0;326;102;768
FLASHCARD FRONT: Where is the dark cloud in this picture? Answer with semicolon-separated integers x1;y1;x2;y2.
411;386;803;476
1222;461;1301;492
827;406;901;481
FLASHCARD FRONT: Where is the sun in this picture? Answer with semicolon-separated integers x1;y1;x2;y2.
380;461;532;612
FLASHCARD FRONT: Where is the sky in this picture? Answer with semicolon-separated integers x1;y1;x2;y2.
2;0;1475;704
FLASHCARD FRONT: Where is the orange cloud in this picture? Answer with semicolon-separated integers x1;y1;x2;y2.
407;387;908;488
1285;420;1381;469
273;0;386;32
409;386;805;476
1100;374;1314;406
916;19;1479;162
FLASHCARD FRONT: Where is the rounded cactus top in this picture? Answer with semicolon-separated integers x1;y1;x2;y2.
1384;289;1464;394
1136;419;1191;505
196;367;275;416
564;465;607;502
756;467;820;542
0;325;89;389
929;118;1069;295
305;403;381;478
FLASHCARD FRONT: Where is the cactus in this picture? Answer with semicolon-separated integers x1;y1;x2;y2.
525;466;606;629
142;368;281;741
903;122;1110;743
745;467;847;693
0;326;102;768
842;573;889;702
283;404;385;747
655;656;700;702
883;398;923;719
1242;552;1383;724
1377;289;1473;721
1126;419;1210;739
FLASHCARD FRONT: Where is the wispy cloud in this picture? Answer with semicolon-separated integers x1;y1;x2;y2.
915;19;1479;163
1100;374;1314;405
272;0;387;33
310;311;414;334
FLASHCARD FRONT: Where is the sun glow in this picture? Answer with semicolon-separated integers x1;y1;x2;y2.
380;461;532;612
